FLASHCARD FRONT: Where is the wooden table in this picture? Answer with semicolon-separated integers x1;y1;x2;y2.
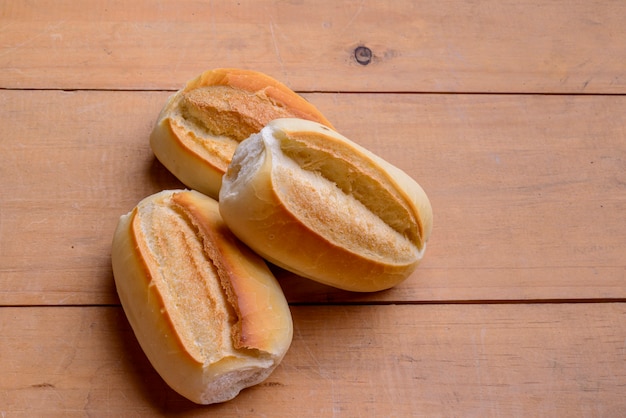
1;1;625;416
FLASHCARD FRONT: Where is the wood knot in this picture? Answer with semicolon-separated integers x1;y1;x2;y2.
354;46;372;65
32;382;55;389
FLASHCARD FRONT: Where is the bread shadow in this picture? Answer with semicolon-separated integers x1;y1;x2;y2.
146;156;186;192
271;264;396;304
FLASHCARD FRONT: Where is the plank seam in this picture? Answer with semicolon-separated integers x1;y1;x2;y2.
1;87;625;96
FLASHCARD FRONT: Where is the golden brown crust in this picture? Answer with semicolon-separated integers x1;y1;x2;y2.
150;68;334;199
170;190;291;352
219;118;433;292
111;190;293;404
186;68;334;132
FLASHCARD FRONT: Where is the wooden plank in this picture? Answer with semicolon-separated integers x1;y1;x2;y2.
284;93;626;304
1;90;625;305
0;304;624;416
0;90;182;305
1;0;625;93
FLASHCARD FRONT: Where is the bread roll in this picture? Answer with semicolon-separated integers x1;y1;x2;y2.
219;118;433;292
111;189;293;404
150;68;334;199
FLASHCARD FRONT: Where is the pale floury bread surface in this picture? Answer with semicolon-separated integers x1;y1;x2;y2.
150;68;334;199
219;118;433;292
111;189;293;404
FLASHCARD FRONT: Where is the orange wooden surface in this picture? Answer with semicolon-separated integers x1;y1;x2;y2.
1;1;625;93
0;1;625;416
2;304;625;416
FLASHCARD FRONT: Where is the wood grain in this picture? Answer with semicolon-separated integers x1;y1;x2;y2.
1;90;624;305
1;304;624;417
0;0;625;93
1;1;625;415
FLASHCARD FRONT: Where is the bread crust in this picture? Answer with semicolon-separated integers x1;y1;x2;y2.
219;118;433;292
150;68;334;199
111;190;293;404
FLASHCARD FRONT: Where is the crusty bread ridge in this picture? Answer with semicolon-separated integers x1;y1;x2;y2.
219;118;433;292
150;68;334;199
111;189;293;404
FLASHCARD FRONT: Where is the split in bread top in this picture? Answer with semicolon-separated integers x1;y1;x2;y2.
219;118;432;292
150;68;334;199
111;190;293;404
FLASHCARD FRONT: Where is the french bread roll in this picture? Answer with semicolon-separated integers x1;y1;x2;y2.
219;118;433;292
111;189;293;404
149;68;334;199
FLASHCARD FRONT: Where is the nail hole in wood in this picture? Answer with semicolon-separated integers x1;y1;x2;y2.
354;46;372;65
